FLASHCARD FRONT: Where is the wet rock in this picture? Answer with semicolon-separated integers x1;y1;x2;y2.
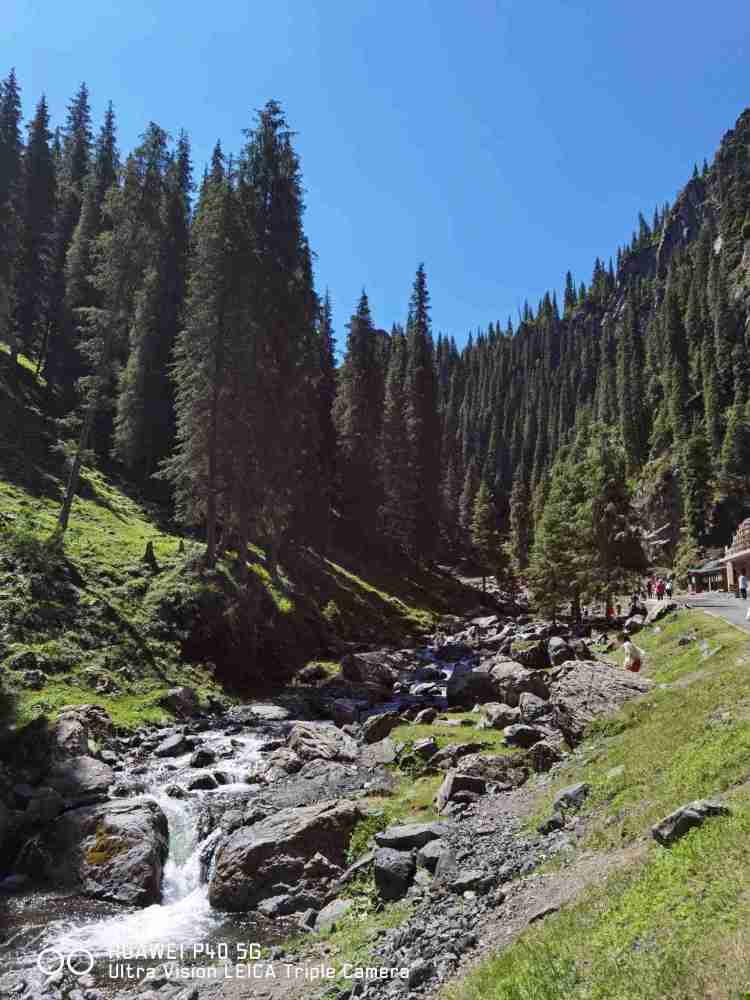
554;782;590;812
188;773;218;791
46;755;113;806
374;847;415;901
503;723;545;748
362;711;400;744
158;687;200;718
549;661;652;746
154;734;192;758
287;722;358;763
652;799;730;846
375;821;454;851
477;702;520;729
189;747;217;768
434;642;473;662
39;799;168;906
209;799;362;911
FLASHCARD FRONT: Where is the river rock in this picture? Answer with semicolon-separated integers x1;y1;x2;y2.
159;687;200;718
190;747;216;768
315;897;353;930
328;698;360;726
46;755;113;806
340;651;398;690
287;722;358;763
527;740;565;772
416;837;451;872
652;799;730;846
362;711;400;744
209;799;362;911
23;786;64;825
54;705;112;756
374;821;454;851
374;847;415;900
549;661;652;745
154;733;192;758
38;799;168;905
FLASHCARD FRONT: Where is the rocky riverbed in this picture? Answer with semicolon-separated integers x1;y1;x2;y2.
0;604;668;1000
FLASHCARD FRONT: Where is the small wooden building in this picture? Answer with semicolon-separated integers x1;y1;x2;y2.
688;557;728;592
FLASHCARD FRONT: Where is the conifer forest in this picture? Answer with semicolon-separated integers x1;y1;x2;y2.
1;69;750;611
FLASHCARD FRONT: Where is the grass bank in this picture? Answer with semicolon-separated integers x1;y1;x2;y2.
447;608;750;1000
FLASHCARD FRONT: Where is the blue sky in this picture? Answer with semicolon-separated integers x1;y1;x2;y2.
5;0;749;353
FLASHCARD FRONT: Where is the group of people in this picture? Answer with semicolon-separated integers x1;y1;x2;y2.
645;575;673;600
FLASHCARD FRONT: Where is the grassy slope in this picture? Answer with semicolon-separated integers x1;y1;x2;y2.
448;609;750;1000
0;348;481;731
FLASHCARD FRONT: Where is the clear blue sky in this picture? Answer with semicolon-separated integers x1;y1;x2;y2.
5;0;749;353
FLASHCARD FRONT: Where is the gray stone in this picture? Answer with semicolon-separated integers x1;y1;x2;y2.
24;786;64;825
518;692;551;723
547;637;573;666
340;651;398;690
158;687;200;718
154;733;191;758
436;773;486;813
554;782;590;812
209;799;361;911
375;821;454;851
47;755;113;805
416;838;451;873
550;660;652;746
362;711;400;744
374;847;415;901
652;799;730;846
188;773;218;791
477;703;519;730
413;707;438;725
644;601;678;626
38;799;168;905
315;897;353;930
287;722;359;763
503;723;545;748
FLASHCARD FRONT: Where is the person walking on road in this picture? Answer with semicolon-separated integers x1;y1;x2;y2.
665;577;673;599
739;572;748;601
656;578;665;601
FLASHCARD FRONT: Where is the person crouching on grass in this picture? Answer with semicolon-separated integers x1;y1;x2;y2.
621;634;645;673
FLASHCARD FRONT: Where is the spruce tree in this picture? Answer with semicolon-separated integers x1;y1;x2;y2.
13;95;56;363
470;480;499;592
0;69;22;355
403;264;440;563
379;328;412;553
333;290;383;544
507;470;532;575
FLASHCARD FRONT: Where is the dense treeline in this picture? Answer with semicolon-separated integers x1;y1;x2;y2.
1;68;749;598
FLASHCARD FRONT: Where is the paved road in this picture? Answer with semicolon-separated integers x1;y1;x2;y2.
682;592;750;631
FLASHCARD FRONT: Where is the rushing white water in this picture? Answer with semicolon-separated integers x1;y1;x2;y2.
43;732;266;962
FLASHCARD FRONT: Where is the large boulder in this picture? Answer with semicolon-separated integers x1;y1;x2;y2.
340;651;398;690
158;687;200;718
447;657;548;708
154;733;192;758
287;722;358;763
652;800;730;846
644;601;678;626
547;637;573;666
209;799;362;911
518;692;551;723
549;661;652;745
37;799;168;905
373;847;415;901
477;703;520;730
54;705;113;757
374;821;453;851
453;753;530;788
46;755;113;806
503;723;546;748
362;712;401;744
